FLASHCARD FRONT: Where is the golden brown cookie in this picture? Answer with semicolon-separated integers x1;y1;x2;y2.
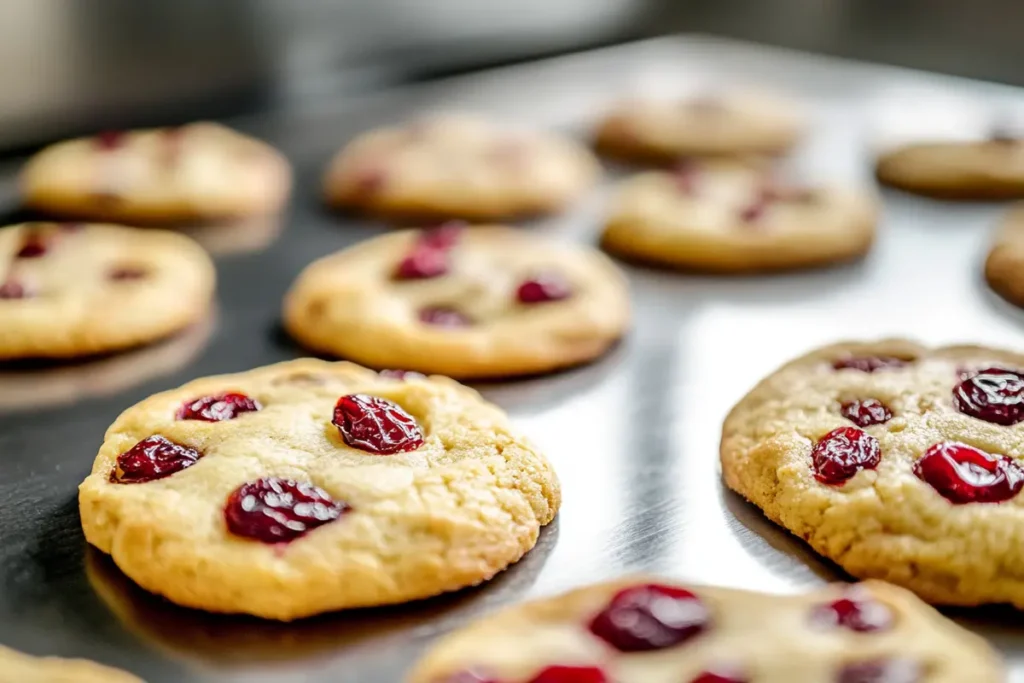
322;114;599;221
0;222;215;359
78;359;560;620
985;203;1024;307
407;576;1003;683
722;339;1024;608
601;161;877;272
283;224;629;378
20;122;292;223
875;137;1024;199
0;644;143;683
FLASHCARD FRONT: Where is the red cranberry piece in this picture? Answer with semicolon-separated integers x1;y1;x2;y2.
419;221;465;249
419;306;472;327
689;667;748;683
810;596;893;633
108;265;149;281
837;660;920;683
588;583;709;652
913;442;1024;504
672;159;700;195
177;392;261;422
953;367;1024;425
529;666;608;683
832;356;908;373
16;237;47;258
379;369;426;380
811;427;881;485
225;477;347;543
332;394;424;455
95;130;126;150
0;280;29;300
840;399;893;427
395;246;449;280
738;196;769;223
517;273;572;304
111;435;201;484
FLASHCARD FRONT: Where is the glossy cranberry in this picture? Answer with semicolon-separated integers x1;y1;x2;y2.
379;369;426;380
419;306;472;327
333;394;424;454
108;265;148;281
689;667;748;683
177;392;261;422
811;427;881;485
832;356;908;373
395;246;449;280
913;442;1024;504
419;221;465;249
673;159;700;195
95;130;126;150
953;367;1024;425
588;583;709;652
225;477;347;543
840;399;893;427
0;280;28;299
111;435;201;483
517;273;572;304
836;659;920;683
810;596;893;633
529;666;608;683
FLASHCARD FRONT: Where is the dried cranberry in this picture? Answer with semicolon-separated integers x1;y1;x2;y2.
811;427;881;485
356;168;387;193
395;246;449;280
840;399;893;427
953;367;1024;425
837;660;920;683
379;369;426;380
225;477;346;543
810;596;893;633
111;435;201;484
517;273;572;304
108;265;148;281
689;668;748;683
832;356;908;373
15;237;47;258
529;666;608;683
588;583;709;652
913;442;1024;504
0;280;28;300
177;392;261;422
738;197;768;223
332;394;424;454
419;306;471;327
419;221;465;249
95;130;126;150
672;160;700;195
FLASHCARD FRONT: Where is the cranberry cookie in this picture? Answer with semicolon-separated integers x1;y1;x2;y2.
595;91;803;164
78;359;560;620
601;161;877;272
875;134;1024;199
0;644;142;683
0;222;214;359
722;339;1024;608
986;204;1024;307
20;122;292;223
407;576;1002;683
322;114;599;221
283;224;629;378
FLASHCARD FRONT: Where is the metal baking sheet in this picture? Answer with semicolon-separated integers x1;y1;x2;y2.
3;35;1024;683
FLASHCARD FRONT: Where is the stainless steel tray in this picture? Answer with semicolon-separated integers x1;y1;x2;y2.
3;35;1024;683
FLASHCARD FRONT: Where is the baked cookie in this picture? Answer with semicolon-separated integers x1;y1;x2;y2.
875;134;1024;199
0;222;215;359
0;644;142;683
595;91;803;164
283;223;629;378
78;359;560;620
722;339;1024;608
322;114;599;221
984;204;1024;307
407;575;1003;683
601;161;877;272
20;122;292;223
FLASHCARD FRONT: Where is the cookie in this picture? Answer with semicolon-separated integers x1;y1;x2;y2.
595;92;803;163
407;575;1003;683
322;114;599;221
721;338;1024;608
984;204;1024;307
78;358;560;620
0;644;142;683
601;161;877;272
283;224;629;378
875;135;1024;199
20;122;292;223
0;222;215;359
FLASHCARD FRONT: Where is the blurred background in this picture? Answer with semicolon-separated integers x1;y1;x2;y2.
3;0;1024;152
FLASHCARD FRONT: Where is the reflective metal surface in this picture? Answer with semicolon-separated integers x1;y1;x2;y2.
2;36;1024;683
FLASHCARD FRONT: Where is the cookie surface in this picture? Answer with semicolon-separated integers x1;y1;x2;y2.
985;204;1024;307
78;359;560;620
283;224;629;378
0;644;142;683
20;122;292;222
322;114;599;221
407;575;1002;683
875;138;1024;199
0;222;215;359
722;339;1024;608
601;162;877;272
595;92;803;163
